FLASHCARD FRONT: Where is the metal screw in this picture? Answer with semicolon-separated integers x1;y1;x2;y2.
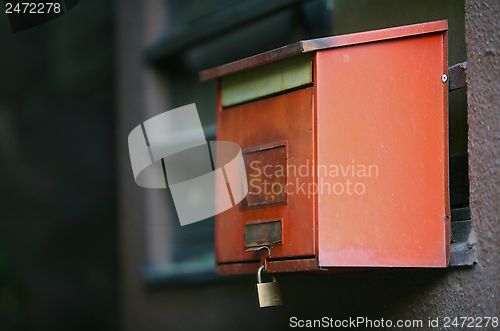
442;74;448;83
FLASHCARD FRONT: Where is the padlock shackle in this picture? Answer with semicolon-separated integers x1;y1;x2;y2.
257;265;265;283
257;264;278;284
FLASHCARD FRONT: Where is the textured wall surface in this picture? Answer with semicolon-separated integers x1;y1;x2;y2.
465;0;500;317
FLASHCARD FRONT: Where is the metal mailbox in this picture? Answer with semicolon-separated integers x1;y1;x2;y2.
200;20;450;274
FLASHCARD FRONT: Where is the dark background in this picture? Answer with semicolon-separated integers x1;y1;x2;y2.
0;1;116;330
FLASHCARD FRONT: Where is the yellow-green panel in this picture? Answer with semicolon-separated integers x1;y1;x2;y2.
221;54;313;107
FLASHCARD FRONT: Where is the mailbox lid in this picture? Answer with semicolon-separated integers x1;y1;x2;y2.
200;20;448;82
315;29;449;267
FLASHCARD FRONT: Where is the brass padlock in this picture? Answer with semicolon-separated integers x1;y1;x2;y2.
256;265;283;307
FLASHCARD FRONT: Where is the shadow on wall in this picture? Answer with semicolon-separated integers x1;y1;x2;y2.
225;267;473;330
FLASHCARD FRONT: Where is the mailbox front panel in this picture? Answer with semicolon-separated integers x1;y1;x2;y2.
315;32;449;267
215;87;315;266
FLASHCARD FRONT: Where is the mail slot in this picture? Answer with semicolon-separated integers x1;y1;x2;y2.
200;20;450;274
242;144;287;207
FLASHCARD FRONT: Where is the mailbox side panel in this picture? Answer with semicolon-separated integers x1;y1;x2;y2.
315;32;449;267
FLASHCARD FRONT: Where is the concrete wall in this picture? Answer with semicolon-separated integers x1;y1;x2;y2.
464;0;500;319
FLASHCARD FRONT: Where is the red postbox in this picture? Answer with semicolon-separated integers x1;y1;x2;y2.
200;20;449;274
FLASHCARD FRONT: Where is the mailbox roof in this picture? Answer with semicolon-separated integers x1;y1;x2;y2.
199;20;447;82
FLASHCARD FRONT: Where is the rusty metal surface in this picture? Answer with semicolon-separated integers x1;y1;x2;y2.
215;87;315;265
266;258;318;273
448;61;467;91
450;243;477;266
449;220;477;266
242;146;287;207
244;220;282;248
301;20;447;52
200;20;448;81
216;261;260;275
451;220;471;243
315;31;449;267
200;43;303;82
216;258;319;275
